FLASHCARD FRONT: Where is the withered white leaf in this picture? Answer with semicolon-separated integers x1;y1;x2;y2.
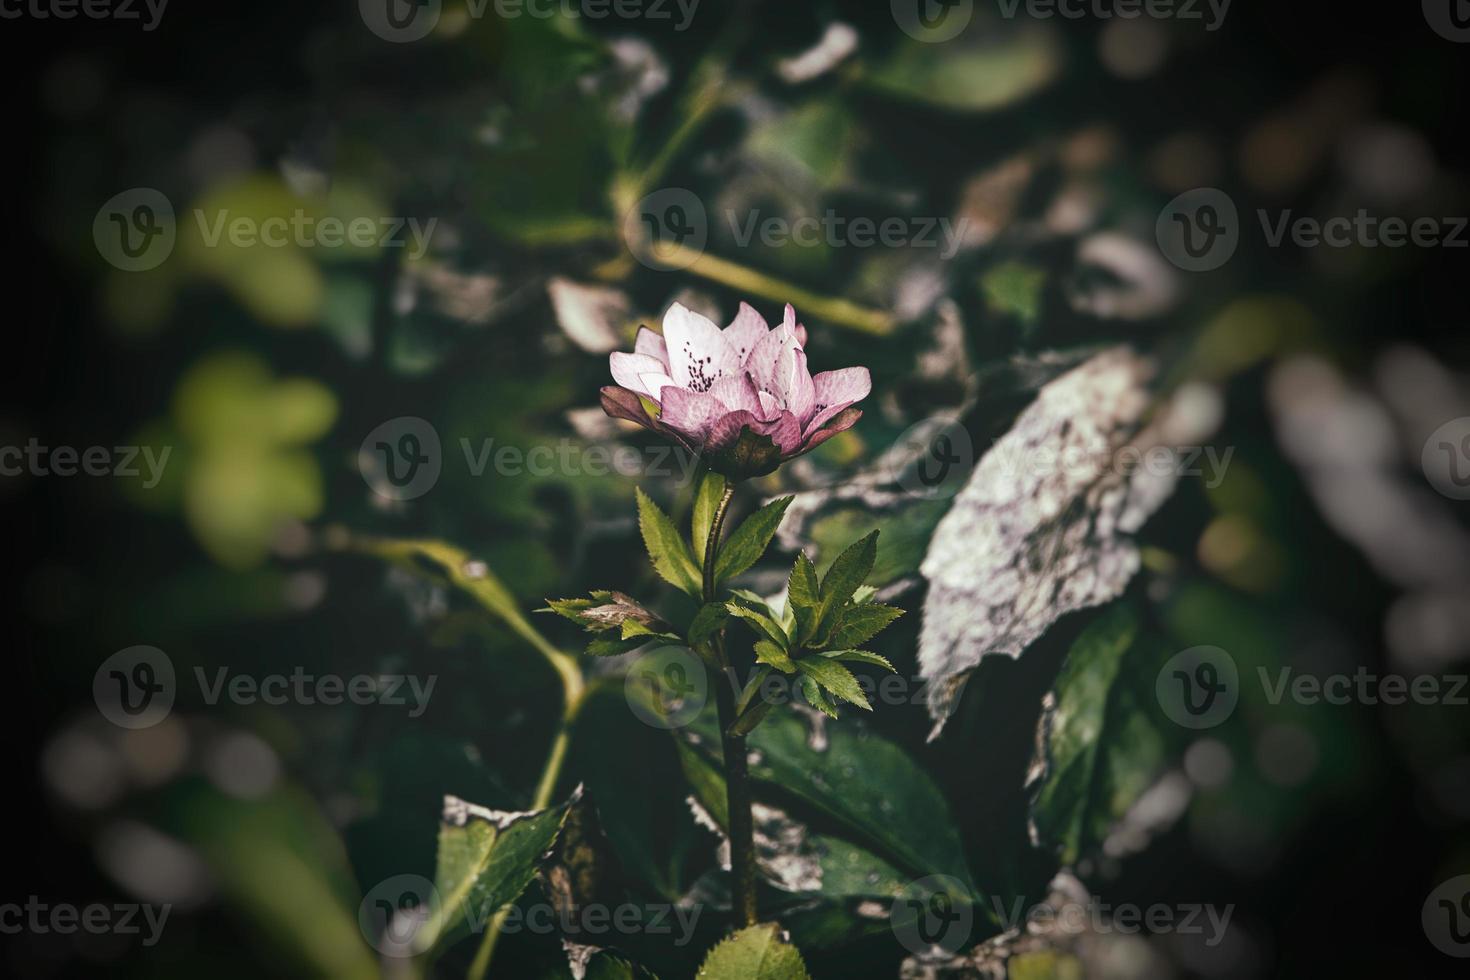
547;277;629;353
919;347;1188;738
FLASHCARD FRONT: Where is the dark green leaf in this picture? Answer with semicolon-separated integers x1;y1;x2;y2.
688;602;729;647
823;604;904;650
816;531;878;634
725;601;790;650
788;552;820;611
636;488;702;599
713;496;794;587
820;650;896;672
795;658;871;710
798;674;839;719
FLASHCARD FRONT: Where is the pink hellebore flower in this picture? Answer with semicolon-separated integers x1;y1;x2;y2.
600;302;871;479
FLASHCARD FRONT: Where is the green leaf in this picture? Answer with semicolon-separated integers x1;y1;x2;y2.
697;923;810;980
585;634;649;657
754;640;796;674
795;658;871;710
788;552;820;611
1028;604;1169;866
418;792;575;954
816;531;878;628
620;619;680;643
637;488;702;599
823;604;904;650
692;470;728;568
713;496;794;586
821;650;895;672
725;600;791;650
688;602;729;647
798;674;839;719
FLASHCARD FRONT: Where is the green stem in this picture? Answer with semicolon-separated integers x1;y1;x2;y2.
701;486;759;928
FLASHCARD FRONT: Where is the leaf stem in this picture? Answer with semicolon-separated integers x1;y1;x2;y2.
701;486;759;928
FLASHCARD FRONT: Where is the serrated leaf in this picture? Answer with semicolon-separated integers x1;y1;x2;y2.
798;674;839;719
696;923;810;979
823;604;904;650
692;470;728;568
788;552;820;611
688;602;730;646
620;619;680;643
637;488;702;599
754;640;796;674
418;792;576;954
815;531;878;637
725;601;790;649
586;635;648;657
795;658;871;710
713;496;794;586
820;650;895;672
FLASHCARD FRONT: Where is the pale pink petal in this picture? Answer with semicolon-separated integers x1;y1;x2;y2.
812;367;872;408
610;352;668;397
639;372;679;401
633;327;668;366
723;302;769;366
707;373;762;414
756;389;783;419
747;322;801;403
780;304;808;348
664;303;738;394
660;387;727;442
787;348;816;425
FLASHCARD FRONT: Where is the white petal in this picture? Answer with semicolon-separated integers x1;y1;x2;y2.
664;303;738;394
634;327;669;367
723;302;769;366
610;352;668;397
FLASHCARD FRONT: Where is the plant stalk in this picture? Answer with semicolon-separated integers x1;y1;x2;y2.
701;485;759;928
